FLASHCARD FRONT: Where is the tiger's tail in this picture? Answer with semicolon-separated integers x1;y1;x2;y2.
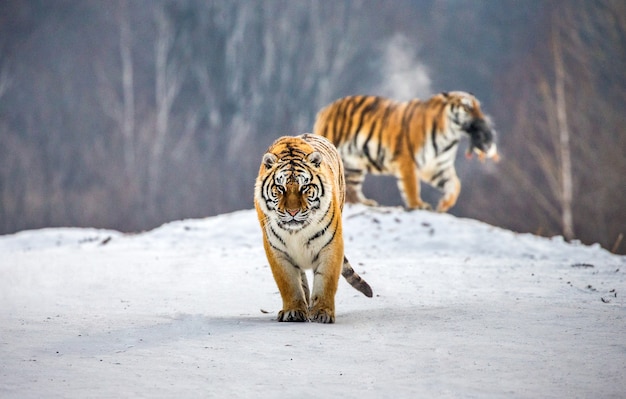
342;256;373;298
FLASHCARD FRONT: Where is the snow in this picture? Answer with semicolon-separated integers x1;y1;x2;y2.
1;205;625;398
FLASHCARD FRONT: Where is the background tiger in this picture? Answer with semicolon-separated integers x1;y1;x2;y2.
254;133;372;324
313;91;498;212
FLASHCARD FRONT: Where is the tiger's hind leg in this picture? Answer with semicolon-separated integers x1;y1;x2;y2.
345;167;378;206
396;162;432;210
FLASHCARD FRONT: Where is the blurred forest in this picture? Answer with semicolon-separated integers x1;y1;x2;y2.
0;0;625;253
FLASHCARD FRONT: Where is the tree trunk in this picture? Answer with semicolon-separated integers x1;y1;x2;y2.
118;0;136;176
552;18;575;241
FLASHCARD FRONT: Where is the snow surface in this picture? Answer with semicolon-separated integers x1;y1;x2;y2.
1;205;625;398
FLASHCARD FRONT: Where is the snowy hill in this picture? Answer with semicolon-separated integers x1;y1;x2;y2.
1;205;625;398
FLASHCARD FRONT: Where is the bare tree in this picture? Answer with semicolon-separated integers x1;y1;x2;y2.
551;17;574;241
488;0;626;252
147;6;186;217
0;66;10;99
536;14;575;241
94;0;145;225
119;0;136;177
512;11;576;241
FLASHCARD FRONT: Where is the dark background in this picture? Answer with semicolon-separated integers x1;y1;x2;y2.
1;0;625;253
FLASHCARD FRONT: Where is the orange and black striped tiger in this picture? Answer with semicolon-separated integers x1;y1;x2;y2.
254;133;372;323
313;91;498;212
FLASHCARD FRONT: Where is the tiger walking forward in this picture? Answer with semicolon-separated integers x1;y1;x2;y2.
254;134;372;324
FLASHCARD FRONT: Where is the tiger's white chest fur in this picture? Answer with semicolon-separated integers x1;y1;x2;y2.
338;134;391;174
414;127;463;177
265;203;336;269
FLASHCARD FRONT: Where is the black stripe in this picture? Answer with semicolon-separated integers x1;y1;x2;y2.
403;101;421;165
344;96;368;142
441;139;459;154
362;121;381;171
313;213;340;262
436;178;448;190
306;206;334;246
333;100;346;144
281;148;308;159
431;119;439;156
316;174;325;199
360;98;387;170
268;241;297;266
345;167;363;174
352;97;381;148
431;168;445;183
437;156;454;168
262;175;276;207
261;172;274;193
269;225;286;247
375;105;394;169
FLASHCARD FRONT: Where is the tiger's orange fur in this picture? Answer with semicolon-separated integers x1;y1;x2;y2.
254;134;372;323
314;91;498;212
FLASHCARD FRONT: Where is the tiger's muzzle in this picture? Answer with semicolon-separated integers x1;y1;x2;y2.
464;118;499;160
277;181;309;228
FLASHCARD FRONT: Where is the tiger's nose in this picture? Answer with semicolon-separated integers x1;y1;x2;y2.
286;208;299;217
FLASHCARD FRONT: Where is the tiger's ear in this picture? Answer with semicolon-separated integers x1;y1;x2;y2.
262;153;278;168
307;151;322;167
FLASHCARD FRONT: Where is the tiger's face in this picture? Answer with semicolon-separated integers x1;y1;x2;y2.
259;150;324;231
447;92;498;159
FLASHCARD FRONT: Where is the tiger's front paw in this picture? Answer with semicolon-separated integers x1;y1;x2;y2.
361;198;379;207
436;198;455;213
310;307;335;324
277;309;309;322
408;202;432;211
